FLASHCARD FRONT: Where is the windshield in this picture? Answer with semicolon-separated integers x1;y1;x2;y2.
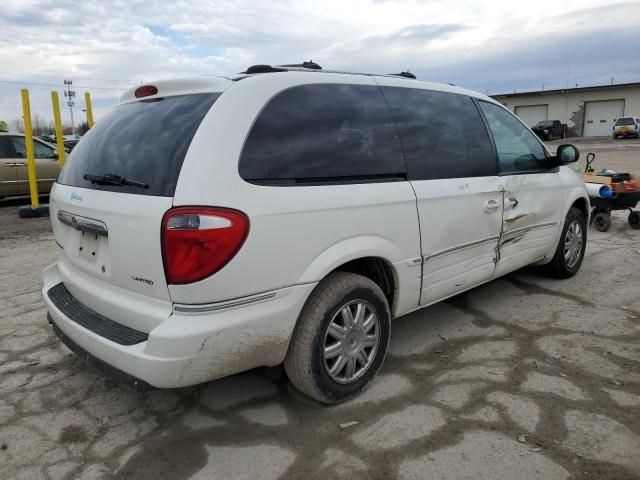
536;121;553;128
615;118;635;126
57;93;220;196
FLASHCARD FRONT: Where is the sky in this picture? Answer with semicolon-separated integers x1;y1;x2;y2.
1;0;639;126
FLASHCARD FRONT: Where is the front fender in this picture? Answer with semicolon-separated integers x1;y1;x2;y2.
538;179;589;265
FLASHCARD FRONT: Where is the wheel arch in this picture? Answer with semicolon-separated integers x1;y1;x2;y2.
296;236;404;314
330;257;397;311
538;189;590;266
570;195;590;221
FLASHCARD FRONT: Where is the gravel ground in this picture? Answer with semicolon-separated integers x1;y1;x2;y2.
1;142;639;479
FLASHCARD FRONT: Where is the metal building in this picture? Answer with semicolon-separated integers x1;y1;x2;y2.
491;82;640;137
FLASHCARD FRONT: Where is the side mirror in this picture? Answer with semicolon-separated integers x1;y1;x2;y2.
554;144;579;165
50;150;59;160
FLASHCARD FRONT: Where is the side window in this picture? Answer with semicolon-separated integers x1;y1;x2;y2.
381;87;496;180
32;140;55;159
0;138;10;158
10;136;27;158
9;137;55;159
239;84;406;184
478;101;549;173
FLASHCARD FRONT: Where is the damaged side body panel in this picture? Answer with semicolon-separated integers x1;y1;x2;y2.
494;174;564;276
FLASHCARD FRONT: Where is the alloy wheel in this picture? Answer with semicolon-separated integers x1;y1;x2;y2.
322;300;381;384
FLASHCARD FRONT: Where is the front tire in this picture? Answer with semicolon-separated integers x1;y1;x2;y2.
284;272;391;404
629;211;640;229
546;207;587;278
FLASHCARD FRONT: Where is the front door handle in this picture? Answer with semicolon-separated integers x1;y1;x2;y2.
484;199;500;213
505;197;519;210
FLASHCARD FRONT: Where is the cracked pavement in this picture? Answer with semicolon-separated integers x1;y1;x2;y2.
1;160;640;478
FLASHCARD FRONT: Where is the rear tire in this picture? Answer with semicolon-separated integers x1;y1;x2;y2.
284;271;391;404
546;207;587;278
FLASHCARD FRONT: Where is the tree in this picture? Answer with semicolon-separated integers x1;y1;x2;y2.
76;121;89;136
11;118;24;133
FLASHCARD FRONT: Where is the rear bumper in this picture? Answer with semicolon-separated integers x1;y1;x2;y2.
614;129;639;137
48;315;153;390
43;263;316;388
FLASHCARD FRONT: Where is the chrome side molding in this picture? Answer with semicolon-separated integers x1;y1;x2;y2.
424;235;500;261
174;291;277;314
57;210;108;237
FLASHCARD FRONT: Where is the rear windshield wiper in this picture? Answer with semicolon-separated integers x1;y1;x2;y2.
83;173;149;189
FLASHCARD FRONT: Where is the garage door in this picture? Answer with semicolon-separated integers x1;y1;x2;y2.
514;105;548;128
583;100;624;136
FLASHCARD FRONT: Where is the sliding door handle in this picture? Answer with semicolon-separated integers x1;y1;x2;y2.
484;199;500;213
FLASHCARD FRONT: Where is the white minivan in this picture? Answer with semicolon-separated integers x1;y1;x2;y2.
43;64;589;403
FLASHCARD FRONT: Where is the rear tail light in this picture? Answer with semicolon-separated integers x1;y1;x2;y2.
161;207;249;284
135;85;158;98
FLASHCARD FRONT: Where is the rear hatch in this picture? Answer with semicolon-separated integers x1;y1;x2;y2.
51;83;227;317
614;117;635;133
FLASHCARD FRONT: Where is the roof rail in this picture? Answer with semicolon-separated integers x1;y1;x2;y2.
242;65;287;74
278;61;322;70
387;71;416;79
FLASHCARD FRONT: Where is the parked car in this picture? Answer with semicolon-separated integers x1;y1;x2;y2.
41;134;81;151
43;65;589;403
612;117;640;139
531;120;565;140
0;132;62;198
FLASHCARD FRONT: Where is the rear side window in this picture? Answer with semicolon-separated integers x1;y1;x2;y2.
239;84;406;184
381;87;496;180
58;93;220;196
615;118;635;126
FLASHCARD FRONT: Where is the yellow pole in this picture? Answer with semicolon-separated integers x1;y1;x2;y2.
84;91;94;129
51;91;66;167
21;89;39;208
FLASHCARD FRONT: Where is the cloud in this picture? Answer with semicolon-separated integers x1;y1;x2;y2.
0;0;637;124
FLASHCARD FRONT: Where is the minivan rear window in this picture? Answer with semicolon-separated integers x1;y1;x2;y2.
57;93;220;196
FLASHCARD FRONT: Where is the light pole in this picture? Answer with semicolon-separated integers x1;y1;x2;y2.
64;79;75;136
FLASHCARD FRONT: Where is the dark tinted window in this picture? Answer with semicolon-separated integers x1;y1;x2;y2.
58;93;220;196
479;101;549;173
239;84;406;184
381;87;496;180
615;117;635;126
0;138;10;158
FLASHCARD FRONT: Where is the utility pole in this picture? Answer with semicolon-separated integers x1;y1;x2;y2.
63;79;75;136
564;68;570;138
